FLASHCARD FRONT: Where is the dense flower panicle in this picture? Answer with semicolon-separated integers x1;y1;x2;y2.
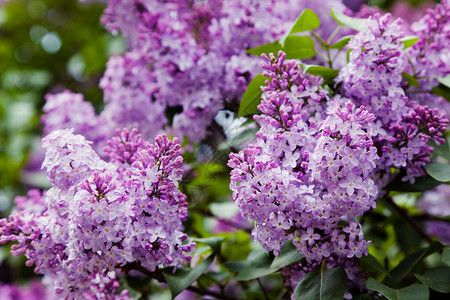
12;189;47;215
408;1;450;90
99;53;167;141
338;13;448;184
229;53;377;268
104;128;145;165
338;13;408;125
39;0;352;149
41;128;106;189
405;0;450;115
41;91;99;139
81;271;130;300
386;105;448;182
96;0;301;144
1;129;194;299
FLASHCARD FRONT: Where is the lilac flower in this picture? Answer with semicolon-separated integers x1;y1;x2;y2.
338;13;448;184
41;91;101;144
1;129;194;299
229;53;377;265
405;1;450;115
43;0;354;151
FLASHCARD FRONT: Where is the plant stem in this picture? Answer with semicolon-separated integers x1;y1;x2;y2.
311;31;327;46
129;263;239;300
327;25;342;45
310;31;333;68
384;195;433;244
257;278;270;300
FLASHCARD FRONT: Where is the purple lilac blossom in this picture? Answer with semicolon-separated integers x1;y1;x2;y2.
228;52;377;294
41;91;108;154
426;221;450;245
391;1;435;33
98;0;304;144
0;280;57;300
417;185;450;245
0;129;194;299
44;0;352;148
405;0;450;116
338;13;448;184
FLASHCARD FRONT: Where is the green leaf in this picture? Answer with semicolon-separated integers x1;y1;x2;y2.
384;242;444;285
384;173;442;192
431;84;450;102
120;278;143;299
162;252;216;299
430;139;450;161
230;250;278;281
238;74;268;117
289;9;320;34
346;48;352;63
425;162;450;182
209;202;240;219
442;246;450;266
415;266;450;293
394;217;423;254
283;35;316;59
401;36;419;49
331;9;367;31
271;241;303;270
367;278;429;300
330;35;354;50
302;64;339;80
193;237;225;254
402;72;420;88
294;266;347;300
438;75;450;88
359;254;390;278
246;41;283;57
280;9;320;46
228;242;303;280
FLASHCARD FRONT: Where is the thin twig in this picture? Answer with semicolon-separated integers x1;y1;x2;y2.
257;278;270;300
129;263;240;300
327;25;342;45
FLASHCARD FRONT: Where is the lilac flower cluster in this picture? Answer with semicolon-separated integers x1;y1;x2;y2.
338;13;448;184
0;129;194;299
43;0;355;149
42;91;98;139
229;10;449;291
41;91;108;154
406;0;450;115
228;52;377;268
408;1;450;90
338;13;409;125
387;104;448;182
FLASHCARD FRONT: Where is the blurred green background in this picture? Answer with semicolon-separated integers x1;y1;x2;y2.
0;0;127;213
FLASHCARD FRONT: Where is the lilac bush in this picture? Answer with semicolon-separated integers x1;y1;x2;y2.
1;0;449;299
